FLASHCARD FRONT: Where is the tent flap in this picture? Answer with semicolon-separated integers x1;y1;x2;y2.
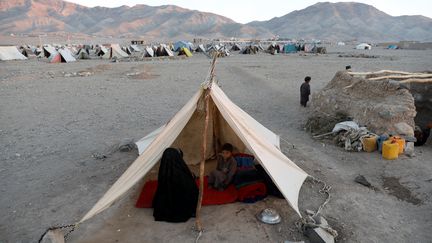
80;89;203;222
210;84;307;216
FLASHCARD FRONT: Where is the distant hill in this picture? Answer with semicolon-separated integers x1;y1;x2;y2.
0;0;271;39
247;2;432;42
1;0;431;41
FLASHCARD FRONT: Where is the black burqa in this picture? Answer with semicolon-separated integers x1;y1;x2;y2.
300;82;311;107
152;148;198;222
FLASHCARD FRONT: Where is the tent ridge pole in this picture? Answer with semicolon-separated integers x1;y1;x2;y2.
195;52;218;234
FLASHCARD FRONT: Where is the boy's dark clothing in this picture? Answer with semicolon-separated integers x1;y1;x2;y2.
300;82;311;107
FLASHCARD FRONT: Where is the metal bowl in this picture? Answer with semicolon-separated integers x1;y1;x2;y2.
256;208;281;224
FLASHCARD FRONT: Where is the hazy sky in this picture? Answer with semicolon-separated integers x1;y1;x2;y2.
65;0;432;23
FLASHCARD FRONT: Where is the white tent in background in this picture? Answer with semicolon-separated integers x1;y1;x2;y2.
110;44;129;59
76;48;90;59
337;42;345;46
79;81;308;224
96;45;109;58
49;49;77;63
58;49;76;62
356;43;372;50
144;47;154;57
43;45;57;58
196;44;206;52
0;46;27;60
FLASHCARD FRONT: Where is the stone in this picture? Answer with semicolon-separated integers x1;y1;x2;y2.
394;122;414;136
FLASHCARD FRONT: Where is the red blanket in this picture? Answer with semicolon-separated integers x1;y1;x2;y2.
136;177;238;208
237;182;267;202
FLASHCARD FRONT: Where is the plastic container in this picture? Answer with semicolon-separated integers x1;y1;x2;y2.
362;135;378;152
377;134;389;152
390;136;405;154
382;140;399;160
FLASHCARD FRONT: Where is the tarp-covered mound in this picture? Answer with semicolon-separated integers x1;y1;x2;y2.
311;71;416;134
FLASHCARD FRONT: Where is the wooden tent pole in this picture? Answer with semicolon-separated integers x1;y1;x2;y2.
195;53;218;233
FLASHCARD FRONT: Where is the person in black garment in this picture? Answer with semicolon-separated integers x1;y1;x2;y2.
152;148;198;222
300;76;311;107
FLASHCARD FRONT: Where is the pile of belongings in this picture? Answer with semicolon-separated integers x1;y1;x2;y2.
332;121;375;151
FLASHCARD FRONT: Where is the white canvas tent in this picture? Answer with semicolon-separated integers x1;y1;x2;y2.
96;45;109;57
144;47;155;57
356;43;372;50
0;46;27;60
58;49;77;62
110;44;129;59
79;82;308;224
43;45;57;58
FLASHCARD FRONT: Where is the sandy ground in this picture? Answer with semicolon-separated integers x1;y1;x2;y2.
1;45;432;243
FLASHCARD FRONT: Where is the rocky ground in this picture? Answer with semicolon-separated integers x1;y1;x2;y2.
1;45;431;242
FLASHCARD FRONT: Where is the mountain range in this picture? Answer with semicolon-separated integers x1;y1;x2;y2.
1;0;431;41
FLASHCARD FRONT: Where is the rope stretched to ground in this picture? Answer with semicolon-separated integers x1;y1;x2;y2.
295;176;338;238
279;137;336;237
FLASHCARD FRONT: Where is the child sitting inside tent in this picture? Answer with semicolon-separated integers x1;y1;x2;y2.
152;148;198;222
208;143;237;191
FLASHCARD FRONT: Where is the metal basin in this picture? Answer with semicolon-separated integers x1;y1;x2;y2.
256;208;281;224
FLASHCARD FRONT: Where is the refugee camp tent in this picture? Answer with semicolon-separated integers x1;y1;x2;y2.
337;42;346;46
0;46;27;60
155;44;174;57
267;43;280;55
43;45;57;58
19;45;36;58
195;44;206;53
143;47;154;57
49;49;77;63
79;81;308;225
304;44;316;53
240;45;258;54
95;45;109;57
173;41;192;52
387;45;399;49
230;43;241;51
283;43;297;53
356;43;372;50
178;47;193;57
123;46;132;55
110;44;129;59
76;48;90;59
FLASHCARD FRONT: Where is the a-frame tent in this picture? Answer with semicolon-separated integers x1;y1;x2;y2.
49;49;77;63
110;44;129;59
0;46;27;60
79;81;308;224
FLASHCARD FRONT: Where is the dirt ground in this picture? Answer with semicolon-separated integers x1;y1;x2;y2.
1;45;432;243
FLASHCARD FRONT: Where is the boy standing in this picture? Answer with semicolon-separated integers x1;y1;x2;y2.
300;76;311;107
